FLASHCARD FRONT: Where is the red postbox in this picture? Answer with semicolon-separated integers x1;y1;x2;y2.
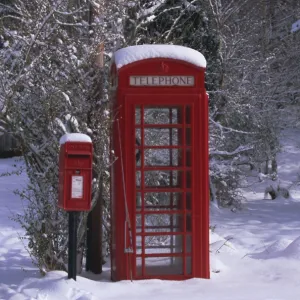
110;45;209;281
58;133;93;211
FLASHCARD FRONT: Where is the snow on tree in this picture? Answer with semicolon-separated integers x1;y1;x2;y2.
206;0;289;207
124;0;275;207
0;0;126;273
125;0;222;101
1;0;300;275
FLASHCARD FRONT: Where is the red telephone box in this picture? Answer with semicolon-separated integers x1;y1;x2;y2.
58;133;93;211
110;45;209;281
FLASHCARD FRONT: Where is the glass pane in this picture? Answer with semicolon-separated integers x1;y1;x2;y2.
186;256;192;275
136;128;141;144
145;235;183;254
136;236;142;254
186;171;192;188
136;171;141;187
144;170;184;188
186;149;192;167
143;192;183;210
144;107;181;124
136;192;142;210
144;128;179;146
136;257;142;276
145;257;183;275
144;149;183;166
186;128;191;146
135;106;141;124
135;129;141;167
186;106;191;124
136;151;141;167
137;193;189;211
186;192;192;210
186;235;192;253
186;214;192;232
144;214;183;233
136;214;142;233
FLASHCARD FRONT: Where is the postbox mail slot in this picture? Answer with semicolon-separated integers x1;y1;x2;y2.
65;142;92;152
65;155;92;169
65;150;92;156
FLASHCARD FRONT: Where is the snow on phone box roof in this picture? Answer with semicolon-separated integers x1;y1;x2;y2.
113;44;206;70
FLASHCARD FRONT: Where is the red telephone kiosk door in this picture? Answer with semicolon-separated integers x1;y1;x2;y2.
131;96;198;279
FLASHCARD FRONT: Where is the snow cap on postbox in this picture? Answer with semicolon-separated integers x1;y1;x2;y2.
113;44;206;69
59;133;92;145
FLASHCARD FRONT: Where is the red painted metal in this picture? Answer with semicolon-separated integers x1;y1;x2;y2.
110;56;209;281
58;142;93;211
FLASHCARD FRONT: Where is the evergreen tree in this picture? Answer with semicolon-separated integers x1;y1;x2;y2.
125;0;223;103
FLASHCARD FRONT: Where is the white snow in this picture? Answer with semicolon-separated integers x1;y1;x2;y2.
59;133;92;145
291;19;300;33
2;128;300;299
113;45;207;69
61;92;71;106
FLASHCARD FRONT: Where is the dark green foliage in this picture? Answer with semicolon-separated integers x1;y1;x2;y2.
125;0;222;100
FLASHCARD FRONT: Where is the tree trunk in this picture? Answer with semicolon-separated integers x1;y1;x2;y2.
86;174;103;274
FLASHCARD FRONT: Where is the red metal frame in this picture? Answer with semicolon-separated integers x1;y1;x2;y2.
110;57;209;281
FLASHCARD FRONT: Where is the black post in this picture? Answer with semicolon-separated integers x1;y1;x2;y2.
68;211;77;280
85;212;92;272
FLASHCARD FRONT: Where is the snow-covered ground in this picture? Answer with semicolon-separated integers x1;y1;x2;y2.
1;129;300;299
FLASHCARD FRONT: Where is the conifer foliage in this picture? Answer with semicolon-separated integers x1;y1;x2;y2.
125;0;222;100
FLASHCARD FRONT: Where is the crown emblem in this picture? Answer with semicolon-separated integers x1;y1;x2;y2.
161;62;169;73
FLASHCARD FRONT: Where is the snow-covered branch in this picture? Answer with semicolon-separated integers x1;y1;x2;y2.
210;145;254;157
210;117;256;135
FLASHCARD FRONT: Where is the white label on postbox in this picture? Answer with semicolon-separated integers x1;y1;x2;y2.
71;176;83;199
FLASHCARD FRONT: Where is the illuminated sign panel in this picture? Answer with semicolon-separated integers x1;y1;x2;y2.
130;76;194;86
